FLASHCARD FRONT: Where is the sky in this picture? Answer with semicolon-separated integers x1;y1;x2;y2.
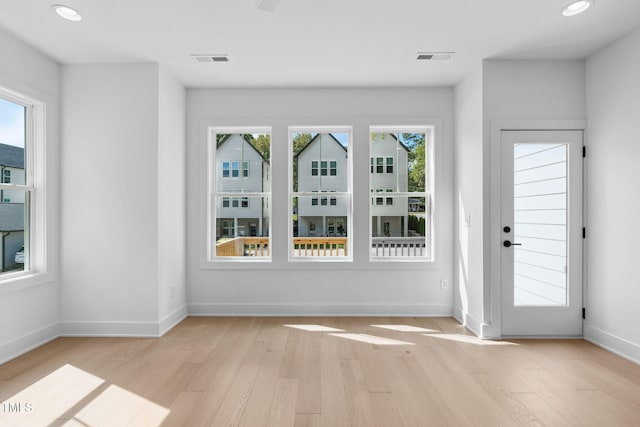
0;97;25;148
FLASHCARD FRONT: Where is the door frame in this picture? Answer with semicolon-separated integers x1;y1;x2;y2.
486;120;587;339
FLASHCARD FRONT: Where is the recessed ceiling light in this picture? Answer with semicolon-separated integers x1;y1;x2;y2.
52;4;82;21
562;0;594;17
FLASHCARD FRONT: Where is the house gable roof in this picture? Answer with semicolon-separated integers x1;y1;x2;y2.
216;134;270;164
294;133;347;158
0;143;24;169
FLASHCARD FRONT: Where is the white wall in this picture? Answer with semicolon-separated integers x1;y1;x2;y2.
585;27;640;363
0;28;60;363
61;63;161;335
157;68;187;334
187;88;454;315
453;65;484;335
482;59;586;337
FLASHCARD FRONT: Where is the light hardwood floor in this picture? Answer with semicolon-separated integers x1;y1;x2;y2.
1;317;640;426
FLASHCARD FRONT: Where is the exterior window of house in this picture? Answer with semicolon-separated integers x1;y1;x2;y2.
209;128;271;260
370;157;374;173
370;127;433;261
290;128;352;260
320;161;328;176
376;157;384;173
386;188;394;205
0;90;41;277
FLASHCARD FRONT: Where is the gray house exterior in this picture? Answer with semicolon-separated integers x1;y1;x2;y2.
0;143;25;271
215;134;270;238
296;133;348;237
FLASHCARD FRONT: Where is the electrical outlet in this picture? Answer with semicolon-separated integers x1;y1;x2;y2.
440;279;448;290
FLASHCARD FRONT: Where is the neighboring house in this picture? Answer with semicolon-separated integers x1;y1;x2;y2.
0;143;26;203
370;133;410;237
0;203;24;271
296;133;348;237
0;143;25;271
215;134;270;238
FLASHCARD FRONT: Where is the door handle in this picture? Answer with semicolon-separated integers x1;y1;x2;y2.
503;240;522;247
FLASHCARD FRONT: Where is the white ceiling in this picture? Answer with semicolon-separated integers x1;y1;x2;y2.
2;0;640;88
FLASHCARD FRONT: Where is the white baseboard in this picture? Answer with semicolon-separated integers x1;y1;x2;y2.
584;324;640;365
188;303;453;317
452;306;483;337
0;323;59;365
159;305;188;336
60;320;161;337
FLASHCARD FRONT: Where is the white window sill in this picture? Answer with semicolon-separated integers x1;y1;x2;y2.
0;270;53;295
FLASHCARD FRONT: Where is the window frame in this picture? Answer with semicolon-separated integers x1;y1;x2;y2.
288;126;353;262
369;126;435;262
0;86;45;284
207;126;272;262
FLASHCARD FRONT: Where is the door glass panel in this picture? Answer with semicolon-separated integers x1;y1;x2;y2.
513;143;567;306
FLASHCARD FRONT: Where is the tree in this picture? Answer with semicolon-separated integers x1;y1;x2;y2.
251;133;271;160
403;133;425;192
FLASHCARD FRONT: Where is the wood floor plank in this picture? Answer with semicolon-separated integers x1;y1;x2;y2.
1;317;639;427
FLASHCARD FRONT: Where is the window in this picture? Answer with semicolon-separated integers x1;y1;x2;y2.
209;128;271;259
370;128;433;261
0;90;37;277
290;128;351;260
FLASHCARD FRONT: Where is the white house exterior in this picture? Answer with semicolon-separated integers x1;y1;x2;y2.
0;143;25;271
370;133;410;237
215;134;269;238
296;133;348;237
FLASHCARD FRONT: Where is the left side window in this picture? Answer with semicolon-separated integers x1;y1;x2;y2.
0;91;32;276
209;128;271;260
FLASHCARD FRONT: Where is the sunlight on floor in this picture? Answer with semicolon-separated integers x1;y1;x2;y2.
70;384;170;426
423;333;518;346
329;333;415;346
284;324;345;332
0;364;170;426
0;364;104;426
371;324;438;333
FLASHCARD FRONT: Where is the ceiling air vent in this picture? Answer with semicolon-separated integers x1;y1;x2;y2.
417;52;454;61
192;54;229;63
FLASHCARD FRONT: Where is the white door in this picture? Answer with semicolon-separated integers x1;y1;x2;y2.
501;130;583;336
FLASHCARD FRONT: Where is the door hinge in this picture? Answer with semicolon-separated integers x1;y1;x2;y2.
583;227;586;239
583;146;586;158
582;307;586;319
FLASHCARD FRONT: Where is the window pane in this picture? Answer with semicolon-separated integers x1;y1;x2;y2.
214;195;270;257
1;97;28;274
215;132;270;193
371;196;427;257
291;131;350;260
292;195;349;258
292;132;348;193
0;190;29;273
370;129;431;260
